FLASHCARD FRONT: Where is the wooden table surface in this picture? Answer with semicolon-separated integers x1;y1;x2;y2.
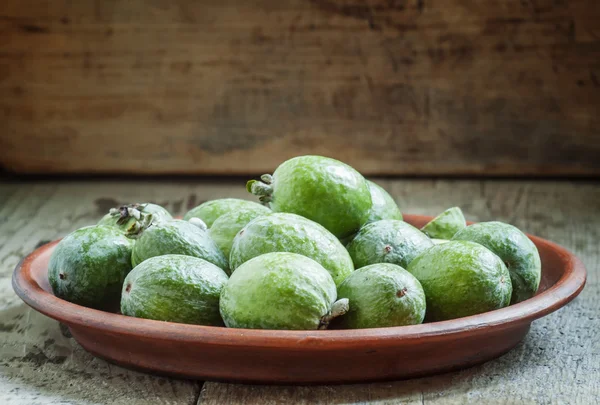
0;178;598;404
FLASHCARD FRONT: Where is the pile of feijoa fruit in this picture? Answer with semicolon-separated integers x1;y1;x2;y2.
48;155;541;330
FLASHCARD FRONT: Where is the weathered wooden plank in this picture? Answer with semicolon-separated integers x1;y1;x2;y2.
0;179;598;403
1;0;599;176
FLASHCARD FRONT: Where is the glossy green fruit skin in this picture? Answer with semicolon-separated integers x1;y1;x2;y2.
339;181;403;246
184;199;268;228
336;263;425;329
452;221;541;304
346;220;434;270
131;220;228;272
98;203;172;231
48;225;134;311
229;213;354;286
121;255;228;325
209;206;271;258
269;156;372;239
366;181;403;223
407;240;512;322
220;252;337;330
421;207;466;240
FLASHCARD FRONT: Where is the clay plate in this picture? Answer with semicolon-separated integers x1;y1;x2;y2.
12;215;586;384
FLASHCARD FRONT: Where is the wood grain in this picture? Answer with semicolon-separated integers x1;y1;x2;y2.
0;178;598;403
1;0;600;176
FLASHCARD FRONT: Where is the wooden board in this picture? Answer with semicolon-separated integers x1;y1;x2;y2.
0;177;598;403
1;0;600;176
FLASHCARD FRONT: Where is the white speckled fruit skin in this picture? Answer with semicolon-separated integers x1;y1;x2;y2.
267;156;372;239
184;198;269;228
131;220;228;272
209;206;271;258
347;219;434;269
121;254;229;325
220;252;337;330
48;225;134;310
336;263;426;329
229;213;354;286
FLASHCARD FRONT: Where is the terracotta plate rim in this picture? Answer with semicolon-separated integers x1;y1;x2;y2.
12;214;587;350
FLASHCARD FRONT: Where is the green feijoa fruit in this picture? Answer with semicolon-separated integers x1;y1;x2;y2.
98;203;172;232
121;255;228;325
421;207;466;240
346;220;434;269
247;155;372;239
184;198;269;228
220;252;348;330
338;181;403;246
407;241;512;322
48;225;134;311
366;181;403;223
131;219;228;272
208;206;271;258
336;263;426;329
229;213;354;286
452;221;541;304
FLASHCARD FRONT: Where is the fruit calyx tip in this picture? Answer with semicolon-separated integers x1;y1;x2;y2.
260;174;273;184
247;177;273;206
188;217;208;231
318;298;350;330
124;211;154;239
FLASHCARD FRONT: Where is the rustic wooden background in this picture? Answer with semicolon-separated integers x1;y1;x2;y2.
1;0;599;176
